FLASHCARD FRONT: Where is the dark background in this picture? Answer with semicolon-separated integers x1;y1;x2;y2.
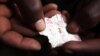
1;0;99;56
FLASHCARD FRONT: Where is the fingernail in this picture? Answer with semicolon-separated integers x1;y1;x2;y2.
34;19;46;32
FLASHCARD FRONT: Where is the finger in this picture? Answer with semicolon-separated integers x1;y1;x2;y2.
1;31;41;51
63;39;100;53
14;0;45;32
11;18;38;37
67;21;79;34
43;3;58;13
0;4;11;18
0;16;11;36
45;10;60;18
0;4;11;36
61;10;70;22
62;41;86;53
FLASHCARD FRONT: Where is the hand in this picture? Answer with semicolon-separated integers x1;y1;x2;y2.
0;0;58;51
62;0;100;53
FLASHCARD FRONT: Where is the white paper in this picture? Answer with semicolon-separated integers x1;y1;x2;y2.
39;14;81;48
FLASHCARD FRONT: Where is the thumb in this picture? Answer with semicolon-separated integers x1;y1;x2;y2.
33;19;46;32
63;39;100;53
14;0;46;32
